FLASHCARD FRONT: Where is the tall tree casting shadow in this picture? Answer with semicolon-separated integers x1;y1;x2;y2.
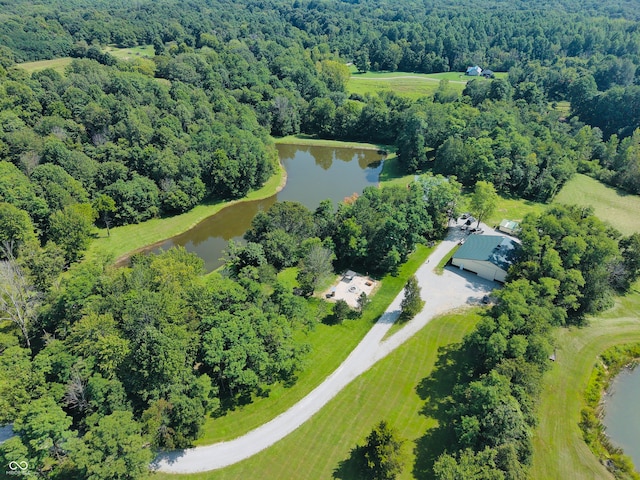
333;446;368;480
412;340;475;479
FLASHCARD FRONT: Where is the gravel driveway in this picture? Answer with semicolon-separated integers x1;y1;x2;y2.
152;224;499;473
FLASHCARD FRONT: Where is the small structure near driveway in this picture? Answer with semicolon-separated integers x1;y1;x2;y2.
451;235;519;283
324;270;377;308
498;219;520;236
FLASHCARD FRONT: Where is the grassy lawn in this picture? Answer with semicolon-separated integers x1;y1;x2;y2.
347;69;506;100
194;244;433;445
484;194;547;227
83;164;286;265
435;244;460;275
348;76;449;100
103;44;154;59
16;57;73;74
15;45;153;75
553;100;571;115
553;173;640;236
151;310;481;480
531;283;640;480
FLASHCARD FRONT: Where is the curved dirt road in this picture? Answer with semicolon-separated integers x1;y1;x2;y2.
153;225;497;473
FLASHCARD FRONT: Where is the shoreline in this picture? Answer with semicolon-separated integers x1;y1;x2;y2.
84;156;287;267
91;137;390;267
581;344;640;478
111;161;288;267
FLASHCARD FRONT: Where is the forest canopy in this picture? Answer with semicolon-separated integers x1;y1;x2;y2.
1;0;640;478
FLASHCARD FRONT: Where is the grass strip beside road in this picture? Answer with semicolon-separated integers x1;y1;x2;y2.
152;310;481;479
195;244;433;445
435;244;460;275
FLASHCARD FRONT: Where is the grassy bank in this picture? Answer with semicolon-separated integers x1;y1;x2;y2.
275;135;414;187
531;284;640;480
152;310;481;480
195;244;433;444
553;174;640;236
273;134;393;152
84;163;286;265
581;343;640;479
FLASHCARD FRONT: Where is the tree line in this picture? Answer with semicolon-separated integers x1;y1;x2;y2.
0;172;460;478
425;206;640;479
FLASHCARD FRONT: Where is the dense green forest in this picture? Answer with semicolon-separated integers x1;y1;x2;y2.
1;0;640;478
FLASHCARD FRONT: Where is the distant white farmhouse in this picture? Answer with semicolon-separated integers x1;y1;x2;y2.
452;235;519;283
466;65;483;76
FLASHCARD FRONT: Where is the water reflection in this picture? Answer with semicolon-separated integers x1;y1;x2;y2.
603;366;640;470
148;144;383;271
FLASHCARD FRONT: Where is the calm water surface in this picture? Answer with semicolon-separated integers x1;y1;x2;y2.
151;144;384;271
603;366;640;471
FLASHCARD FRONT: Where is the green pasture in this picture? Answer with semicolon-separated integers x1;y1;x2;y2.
347;69;506;99
553;173;640;236
103;44;154;59
531;284;640;480
152;310;482;480
15;45;153;75
16;57;73;74
195;244;433;444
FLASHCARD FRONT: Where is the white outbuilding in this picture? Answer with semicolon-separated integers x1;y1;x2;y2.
451;235;519;283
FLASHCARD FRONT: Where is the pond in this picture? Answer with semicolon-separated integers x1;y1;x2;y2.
602;365;640;471
149;144;385;271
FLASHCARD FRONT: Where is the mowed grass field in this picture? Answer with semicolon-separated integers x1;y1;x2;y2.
532;177;640;479
17;57;73;74
15;44;153;74
152;311;482;480
103;44;154;59
531;286;640;480
347;69;507;100
553;173;640;235
196;244;433;445
154;176;640;479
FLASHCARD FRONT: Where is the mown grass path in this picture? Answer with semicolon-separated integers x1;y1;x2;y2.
151;311;482;480
153;228;495;474
531;288;640;479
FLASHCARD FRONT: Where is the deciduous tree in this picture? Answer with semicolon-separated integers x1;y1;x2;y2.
470;181;498;228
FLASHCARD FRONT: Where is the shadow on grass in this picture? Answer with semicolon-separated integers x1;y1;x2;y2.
333;446;369;480
412;341;475;479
